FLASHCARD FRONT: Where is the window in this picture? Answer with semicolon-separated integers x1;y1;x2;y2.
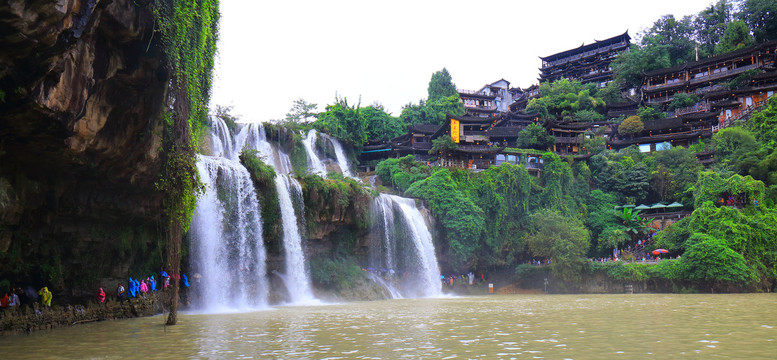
639;144;651;153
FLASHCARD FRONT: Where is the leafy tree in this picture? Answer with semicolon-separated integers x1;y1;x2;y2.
313;96;367;149
375;155;431;192
712;127;761;174
362;103;404;140
611;44;672;88
284;98;318;124
598;81;625;105
429;135;459;159
652;146;701;203
573;109;605;122
406;168;485;269
637;106;667;120
618;115;644;136
517;123;555;150
640;14;697;66
714;20;754;55
534;79;606;119
525;209;590;282
693;0;735;56
739;0;777;43
667;93;701;111
745;95;777;148
427;68;458;101
400;95;465;126
679;235;756;286
692;171;765;208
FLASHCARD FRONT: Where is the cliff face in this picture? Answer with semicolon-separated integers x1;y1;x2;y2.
0;0;169;299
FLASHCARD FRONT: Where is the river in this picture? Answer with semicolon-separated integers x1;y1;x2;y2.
2;294;775;358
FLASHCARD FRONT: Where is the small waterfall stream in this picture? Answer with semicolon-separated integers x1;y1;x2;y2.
238;124;316;304
301;129;327;176
371;194;442;298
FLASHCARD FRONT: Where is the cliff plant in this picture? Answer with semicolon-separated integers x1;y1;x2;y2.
150;0;220;325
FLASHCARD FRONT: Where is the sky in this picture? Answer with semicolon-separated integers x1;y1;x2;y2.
210;0;719;122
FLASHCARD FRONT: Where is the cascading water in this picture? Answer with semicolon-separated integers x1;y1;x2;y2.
370;194;442;298
237;124;316;304
190;118;269;311
301;129;327;176
320;133;356;179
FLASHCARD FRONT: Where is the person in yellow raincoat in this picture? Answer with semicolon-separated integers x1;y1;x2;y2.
38;287;52;307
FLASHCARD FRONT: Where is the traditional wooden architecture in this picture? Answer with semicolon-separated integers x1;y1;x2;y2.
642;40;777;126
608;112;717;152
539;31;631;86
458;79;522;117
548;120;613;155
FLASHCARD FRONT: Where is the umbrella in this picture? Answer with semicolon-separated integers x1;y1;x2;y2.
192;273;202;279
635;204;651;210
651;249;669;255
650;203;667;209
666;202;683;208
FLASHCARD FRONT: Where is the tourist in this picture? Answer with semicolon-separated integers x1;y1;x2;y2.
8;289;19;308
117;283;127;301
0;292;8;309
96;288;106;303
140;280;149;296
182;274;189;288
38;287;52;307
149;276;157;291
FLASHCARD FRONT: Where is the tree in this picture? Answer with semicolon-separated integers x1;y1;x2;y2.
680;235;756;286
429;135;458;159
745;90;777;148
714;20;754;55
362;104;404;140
637;105;667;120
618;115;644;136
517;123;555;150
739;0;777;43
640;14;697;66
313;96;367;149
400;95;465;126
612;44;672;88
667;93;701;111
284;98;318;124
427;68;458;101
525;209;590;282
693;0;735;56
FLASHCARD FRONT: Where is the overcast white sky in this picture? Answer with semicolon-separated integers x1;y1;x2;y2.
210;0;718;122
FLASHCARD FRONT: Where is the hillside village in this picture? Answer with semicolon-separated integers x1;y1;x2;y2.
360;32;777;174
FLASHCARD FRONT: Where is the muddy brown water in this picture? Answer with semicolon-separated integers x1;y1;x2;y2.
1;294;775;359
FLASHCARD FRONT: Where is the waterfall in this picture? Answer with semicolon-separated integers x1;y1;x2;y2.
237;123;317;304
301;129;327;176
371;194;442;298
320;133;356;179
190;118;269;311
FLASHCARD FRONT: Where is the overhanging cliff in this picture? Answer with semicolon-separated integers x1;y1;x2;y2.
0;0;169;299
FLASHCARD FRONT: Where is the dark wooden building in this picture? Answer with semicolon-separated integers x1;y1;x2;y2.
539;31;631;86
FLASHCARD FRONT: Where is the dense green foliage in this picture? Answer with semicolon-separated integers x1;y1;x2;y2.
610;0;775;88
517;123;555;150
526;79;606;121
427;68;458;101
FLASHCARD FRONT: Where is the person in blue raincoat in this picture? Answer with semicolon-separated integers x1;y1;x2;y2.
149;276;156;291
128;278;136;298
182;274;189;288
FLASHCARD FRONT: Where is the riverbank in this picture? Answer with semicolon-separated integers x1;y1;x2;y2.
0;293;164;335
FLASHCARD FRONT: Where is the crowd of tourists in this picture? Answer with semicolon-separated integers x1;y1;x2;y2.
108;271;189;303
1;270;191;311
441;272;483;287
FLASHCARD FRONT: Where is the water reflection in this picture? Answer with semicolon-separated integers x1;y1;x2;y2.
1;294;775;359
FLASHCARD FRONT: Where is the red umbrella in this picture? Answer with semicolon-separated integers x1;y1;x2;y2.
651;249;669;255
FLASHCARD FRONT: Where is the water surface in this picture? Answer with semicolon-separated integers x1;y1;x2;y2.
2;294;775;359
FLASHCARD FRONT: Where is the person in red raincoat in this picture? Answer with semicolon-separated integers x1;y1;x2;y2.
96;288;106;303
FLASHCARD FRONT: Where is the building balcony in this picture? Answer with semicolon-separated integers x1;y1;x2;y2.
464;104;497;111
689;63;759;85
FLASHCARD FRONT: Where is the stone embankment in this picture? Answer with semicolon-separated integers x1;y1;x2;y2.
1;294;165;335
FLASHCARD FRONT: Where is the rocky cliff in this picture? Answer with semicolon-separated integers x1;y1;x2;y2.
0;0;169;300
